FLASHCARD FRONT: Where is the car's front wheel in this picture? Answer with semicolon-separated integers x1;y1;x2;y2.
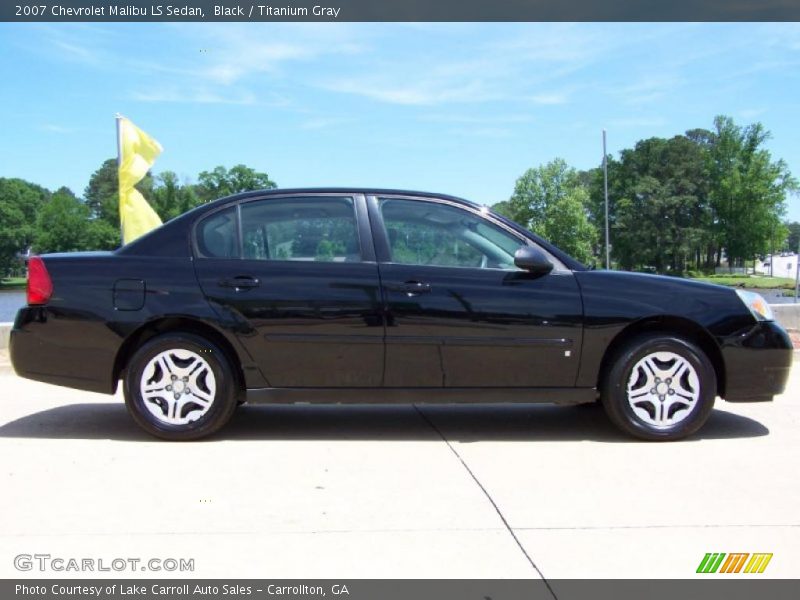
601;333;716;441
123;333;238;440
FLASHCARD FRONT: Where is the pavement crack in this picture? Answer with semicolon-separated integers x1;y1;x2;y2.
413;404;557;600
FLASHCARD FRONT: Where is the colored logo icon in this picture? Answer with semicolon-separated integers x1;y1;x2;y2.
697;553;773;574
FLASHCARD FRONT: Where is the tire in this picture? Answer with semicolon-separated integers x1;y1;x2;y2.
123;333;239;441
601;333;716;441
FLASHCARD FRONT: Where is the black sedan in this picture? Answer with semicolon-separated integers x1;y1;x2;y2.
10;189;793;441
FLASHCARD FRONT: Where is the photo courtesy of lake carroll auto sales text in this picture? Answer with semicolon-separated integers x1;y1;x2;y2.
1;1;799;599
15;583;351;596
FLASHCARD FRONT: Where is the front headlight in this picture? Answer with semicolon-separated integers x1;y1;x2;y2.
735;289;774;321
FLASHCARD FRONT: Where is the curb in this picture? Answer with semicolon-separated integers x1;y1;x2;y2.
772;304;800;331
0;322;10;350
0;348;10;375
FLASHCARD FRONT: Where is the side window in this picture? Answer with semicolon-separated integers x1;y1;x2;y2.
197;206;238;258
378;198;523;270
240;196;361;262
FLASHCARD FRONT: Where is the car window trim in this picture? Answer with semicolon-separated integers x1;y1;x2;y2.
192;192;376;263
236;202;244;258
366;193;568;272
192;203;241;260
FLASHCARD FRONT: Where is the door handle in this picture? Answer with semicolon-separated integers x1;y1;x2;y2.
386;281;432;296
218;276;261;291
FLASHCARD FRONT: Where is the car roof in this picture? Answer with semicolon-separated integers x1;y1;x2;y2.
204;187;482;208
116;188;481;257
120;187;586;270
205;188;484;210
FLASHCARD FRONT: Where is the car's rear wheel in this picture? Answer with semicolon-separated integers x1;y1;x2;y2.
601;333;716;441
123;333;238;440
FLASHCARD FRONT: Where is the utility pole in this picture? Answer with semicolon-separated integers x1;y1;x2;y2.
603;129;610;269
795;239;799;303
769;223;774;277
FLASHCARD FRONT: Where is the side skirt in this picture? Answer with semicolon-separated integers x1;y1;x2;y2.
245;387;597;405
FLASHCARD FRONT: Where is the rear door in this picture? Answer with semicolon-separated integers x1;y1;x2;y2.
368;195;583;388
193;193;384;387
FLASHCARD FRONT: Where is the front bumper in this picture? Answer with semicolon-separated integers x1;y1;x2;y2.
722;320;794;402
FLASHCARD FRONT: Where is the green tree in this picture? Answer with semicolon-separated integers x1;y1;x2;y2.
541;185;597;265
500;158;596;263
784;221;800;252
34;187;122;253
490;200;513;219
0;178;49;275
708;116;797;268
584;117;796;274
34;187;90;253
85;158;157;228
196;164;277;203
86;220;121;251
84;158;119;225
151;171;202;221
607;136;711;273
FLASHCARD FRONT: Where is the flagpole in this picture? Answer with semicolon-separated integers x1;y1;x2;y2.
115;113;124;244
603;129;610;270
115;113;124;166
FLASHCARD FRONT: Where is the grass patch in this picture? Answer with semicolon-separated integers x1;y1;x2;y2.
0;277;26;290
691;275;796;289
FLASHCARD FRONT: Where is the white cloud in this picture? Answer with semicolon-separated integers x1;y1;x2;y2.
488;24;606;64
26;23;365;107
39;124;76;134
313;25;661;108
25;24;108;67
319;76;495;106
132;88;257;105
738;108;767;119
448;126;514;138
420;114;534;124
608;116;667;128
180;23;365;86
299;116;353;130
613;74;686;105
530;92;569;105
51;39;99;64
759;23;800;51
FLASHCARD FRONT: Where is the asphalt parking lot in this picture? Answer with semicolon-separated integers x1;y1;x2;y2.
0;350;798;580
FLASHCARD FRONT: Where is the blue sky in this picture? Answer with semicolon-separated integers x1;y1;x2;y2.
1;22;799;220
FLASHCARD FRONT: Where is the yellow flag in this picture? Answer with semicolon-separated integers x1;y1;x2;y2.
118;117;163;244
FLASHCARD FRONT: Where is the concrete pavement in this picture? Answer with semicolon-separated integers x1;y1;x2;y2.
0;360;798;579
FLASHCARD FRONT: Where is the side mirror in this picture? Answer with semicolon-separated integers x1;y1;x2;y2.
514;246;554;275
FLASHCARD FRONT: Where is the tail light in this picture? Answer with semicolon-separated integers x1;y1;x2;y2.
27;256;53;305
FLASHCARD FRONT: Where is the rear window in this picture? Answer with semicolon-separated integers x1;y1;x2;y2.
196;206;238;258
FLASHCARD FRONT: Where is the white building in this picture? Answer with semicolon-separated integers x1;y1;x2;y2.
757;253;799;278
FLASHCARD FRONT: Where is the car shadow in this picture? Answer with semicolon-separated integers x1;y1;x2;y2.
0;402;769;443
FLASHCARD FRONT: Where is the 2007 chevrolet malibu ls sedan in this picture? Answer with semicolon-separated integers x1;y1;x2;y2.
10;189;794;441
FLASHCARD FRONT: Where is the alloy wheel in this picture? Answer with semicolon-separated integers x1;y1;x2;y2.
139;348;216;425
626;351;700;427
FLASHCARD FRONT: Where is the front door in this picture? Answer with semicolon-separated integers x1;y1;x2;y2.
194;193;384;387
369;196;583;388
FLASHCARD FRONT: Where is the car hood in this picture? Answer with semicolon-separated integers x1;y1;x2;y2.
578;269;735;293
573;269;752;330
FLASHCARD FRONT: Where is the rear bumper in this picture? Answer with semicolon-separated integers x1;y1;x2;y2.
9;306;117;394
722;320;794;402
